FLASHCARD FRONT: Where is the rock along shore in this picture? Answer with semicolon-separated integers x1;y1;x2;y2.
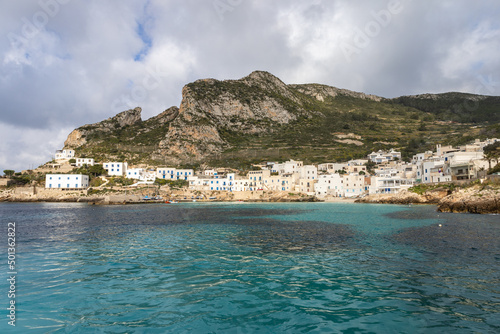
356;185;500;214
0;186;326;205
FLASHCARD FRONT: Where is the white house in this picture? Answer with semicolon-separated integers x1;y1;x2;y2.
188;173;236;191
45;174;89;189
368;150;402;164
343;174;367;197
262;174;284;191
444;151;488;181
157;168;194;181
280;173;298;192
75;158;95;167
271;160;303;174
247;170;270;190
126;168;156;182
54;149;75;160
369;177;414;194
315;174;343;198
103;162;128;176
418;159;446;183
299;165;318;180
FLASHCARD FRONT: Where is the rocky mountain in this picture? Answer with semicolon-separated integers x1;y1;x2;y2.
64;71;500;168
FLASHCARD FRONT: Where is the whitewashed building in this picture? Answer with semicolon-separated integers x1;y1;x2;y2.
343;174;367;197
315;174;343;198
45;174;89;189
54;149;75;160
299;165;318;180
271;160;303;175
297;179;316;194
103;162;127;176
369;177;414;194
368;150;402;164
126;168;156;182
157;168;194;181
247;170;270;190
262;174;283;191
280;173;299;192
188;173;236;191
75;158;95;167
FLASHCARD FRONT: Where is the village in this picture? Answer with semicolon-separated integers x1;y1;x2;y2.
3;137;494;202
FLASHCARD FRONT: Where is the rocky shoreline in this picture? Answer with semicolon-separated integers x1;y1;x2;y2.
356;185;500;214
2;184;499;214
0;186;323;205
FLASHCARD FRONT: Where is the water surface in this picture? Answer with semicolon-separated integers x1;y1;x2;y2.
0;202;499;333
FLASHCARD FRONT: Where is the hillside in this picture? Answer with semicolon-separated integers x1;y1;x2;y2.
63;71;500;168
389;93;500;123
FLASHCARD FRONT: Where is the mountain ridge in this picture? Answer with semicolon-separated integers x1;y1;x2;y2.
63;71;500;167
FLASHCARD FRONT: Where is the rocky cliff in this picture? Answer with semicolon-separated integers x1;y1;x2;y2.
64;107;143;148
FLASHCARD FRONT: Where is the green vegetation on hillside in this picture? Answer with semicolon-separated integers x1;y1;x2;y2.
390;93;500;123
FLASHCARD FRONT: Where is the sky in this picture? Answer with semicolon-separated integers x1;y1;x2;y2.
1;0;500;173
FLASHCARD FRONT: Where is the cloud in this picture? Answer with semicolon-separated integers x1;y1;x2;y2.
0;0;499;172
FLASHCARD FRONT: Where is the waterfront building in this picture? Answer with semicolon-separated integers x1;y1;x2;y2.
369;177;414;194
157;168;194;181
343;174;367;197
315;173;343;198
45;174;89;189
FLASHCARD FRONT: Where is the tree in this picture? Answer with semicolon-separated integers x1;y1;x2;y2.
69;158;76;164
88;164;106;177
484;142;500;170
3;170;15;177
364;160;376;174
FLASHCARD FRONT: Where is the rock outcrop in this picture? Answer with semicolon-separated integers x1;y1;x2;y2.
437;185;500;214
357;188;450;205
154;71;307;163
358;185;500;214
290;83;382;102
65;107;142;148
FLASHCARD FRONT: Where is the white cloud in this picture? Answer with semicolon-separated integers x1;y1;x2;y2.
0;122;73;172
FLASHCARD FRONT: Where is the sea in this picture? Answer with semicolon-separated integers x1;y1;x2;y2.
0;202;499;333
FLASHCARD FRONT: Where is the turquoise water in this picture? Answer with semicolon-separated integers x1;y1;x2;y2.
1;202;499;333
